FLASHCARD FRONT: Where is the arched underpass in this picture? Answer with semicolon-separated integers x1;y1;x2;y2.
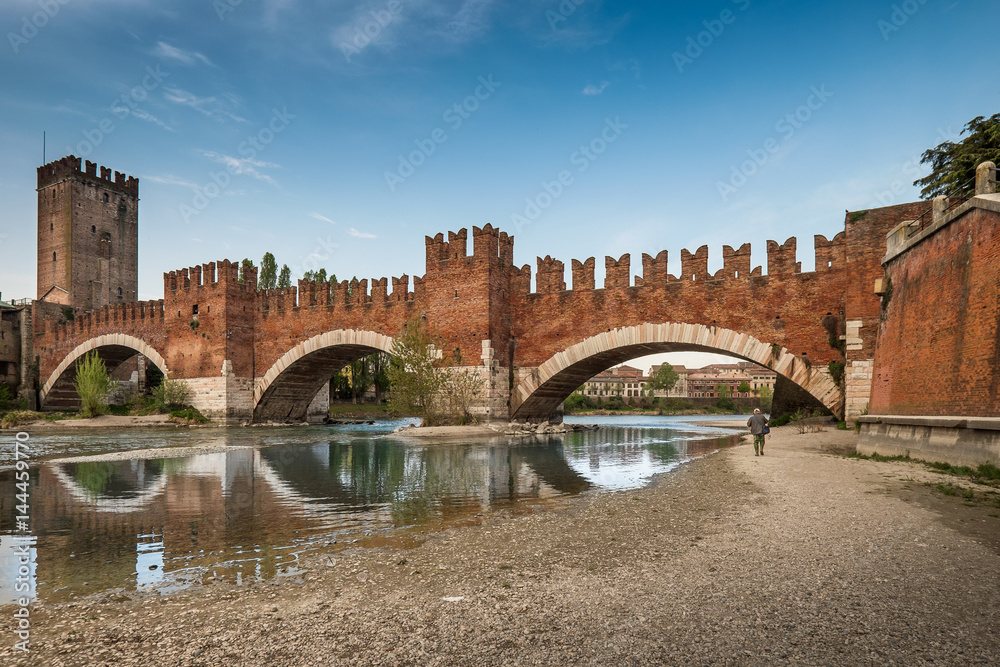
40;335;169;411
253;330;396;423
511;323;842;422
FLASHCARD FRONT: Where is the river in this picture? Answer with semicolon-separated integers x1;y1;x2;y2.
0;415;744;604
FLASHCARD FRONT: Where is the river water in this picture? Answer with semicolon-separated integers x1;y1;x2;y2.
0;415;744;604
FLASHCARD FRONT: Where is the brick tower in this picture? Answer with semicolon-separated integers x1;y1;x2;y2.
36;156;139;311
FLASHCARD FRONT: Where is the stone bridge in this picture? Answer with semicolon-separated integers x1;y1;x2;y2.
29;206;925;423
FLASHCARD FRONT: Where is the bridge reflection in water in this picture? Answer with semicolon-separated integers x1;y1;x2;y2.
0;422;738;602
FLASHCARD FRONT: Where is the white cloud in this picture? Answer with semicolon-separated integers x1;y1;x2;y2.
310;212;336;225
154;42;214;67
143;174;199;189
583;81;610;96
111;105;177;132
164;87;247;123
348;227;377;239
202;151;279;185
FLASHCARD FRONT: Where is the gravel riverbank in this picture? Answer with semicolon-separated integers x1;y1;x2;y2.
4;424;999;665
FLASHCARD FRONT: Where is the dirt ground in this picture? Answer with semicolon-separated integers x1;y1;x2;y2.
3;424;999;665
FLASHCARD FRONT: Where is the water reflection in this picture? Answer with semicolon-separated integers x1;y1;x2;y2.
0;419;739;602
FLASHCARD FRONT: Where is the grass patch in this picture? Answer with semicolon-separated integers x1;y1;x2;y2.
848;451;1000;488
169;408;210;424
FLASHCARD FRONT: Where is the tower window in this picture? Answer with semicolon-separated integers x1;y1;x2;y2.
192;304;199;315
50;223;53;231
117;287;123;298
91;225;96;233
103;193;109;203
52;252;56;262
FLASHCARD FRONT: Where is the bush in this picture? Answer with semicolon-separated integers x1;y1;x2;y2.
74;351;113;418
151;378;192;411
1;410;43;429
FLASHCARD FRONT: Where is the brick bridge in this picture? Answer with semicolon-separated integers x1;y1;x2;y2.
30;207;921;423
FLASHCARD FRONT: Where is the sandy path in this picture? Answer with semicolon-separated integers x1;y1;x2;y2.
4;424;999;665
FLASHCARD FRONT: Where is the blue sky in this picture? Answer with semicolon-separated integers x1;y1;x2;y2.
1;0;997;371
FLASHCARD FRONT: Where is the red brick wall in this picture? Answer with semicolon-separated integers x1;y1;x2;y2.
510;240;847;369
870;205;1000;416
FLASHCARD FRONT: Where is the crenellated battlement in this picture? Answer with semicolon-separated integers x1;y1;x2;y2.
37;155;139;198
426;225;514;272
258;274;414;313
163;259;258;294
514;232;847;296
47;299;164;341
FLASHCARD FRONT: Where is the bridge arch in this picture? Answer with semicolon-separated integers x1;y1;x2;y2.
41;334;169;408
253;329;396;423
511;322;842;421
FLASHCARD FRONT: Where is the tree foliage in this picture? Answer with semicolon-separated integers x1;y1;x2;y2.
737;381;752;394
758;385;773;413
278;265;292;289
74;351;114;418
388;317;445;419
647;363;679;393
915;113;1000;199
387;317;483;424
239;258;255;283
259;252;278;291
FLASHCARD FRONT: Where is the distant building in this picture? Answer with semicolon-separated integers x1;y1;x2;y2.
648;364;688;398
576;360;776;403
580;364;647;400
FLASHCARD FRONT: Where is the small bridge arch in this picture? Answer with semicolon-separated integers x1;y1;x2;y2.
253;329;397;423
40;334;169;409
511;322;842;422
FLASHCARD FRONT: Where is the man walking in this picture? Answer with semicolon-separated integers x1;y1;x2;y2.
747;408;769;456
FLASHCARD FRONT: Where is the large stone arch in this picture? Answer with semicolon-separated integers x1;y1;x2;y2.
40;334;169;408
253;329;396;423
511;322;842;421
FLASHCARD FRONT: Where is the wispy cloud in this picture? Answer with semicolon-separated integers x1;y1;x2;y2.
348;227;377;239
144;174;199;189
154;42;214;67
310;212;336;225
164;87;247;123
111;104;177;132
582;81;610;96
330;0;496;57
202;151;280;185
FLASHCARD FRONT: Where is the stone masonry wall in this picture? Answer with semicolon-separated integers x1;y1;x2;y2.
870;202;1000;416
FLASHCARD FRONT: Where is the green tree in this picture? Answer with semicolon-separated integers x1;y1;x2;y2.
915;114;1000;199
758;385;773;413
316;268;328;283
259;252;278;291
737;381;751;394
388;317;446;420
74;351;114;418
370;351;391;404
239;258;255;284
278;264;292;289
715;382;732;399
648;363;679;393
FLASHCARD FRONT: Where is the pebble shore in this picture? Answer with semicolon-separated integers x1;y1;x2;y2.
4;424;999;665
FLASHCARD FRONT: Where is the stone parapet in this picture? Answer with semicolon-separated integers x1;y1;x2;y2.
858;415;1000;466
